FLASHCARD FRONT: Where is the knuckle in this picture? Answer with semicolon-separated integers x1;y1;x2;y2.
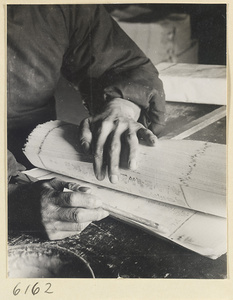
126;129;136;139
93;151;103;160
128;121;138;132
94;145;104;158
54;192;70;207
40;181;51;190
49;177;59;184
86;195;98;207
81;117;90;127
102;119;113;127
109;155;119;169
41;203;56;220
110;141;120;152
96;126;103;136
73;209;83;223
64;192;72;205
96;120;112;136
79;136;87;143
115;118;127;130
108;107;118;116
40;186;55;200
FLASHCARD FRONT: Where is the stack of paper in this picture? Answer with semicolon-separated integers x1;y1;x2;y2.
156;63;227;105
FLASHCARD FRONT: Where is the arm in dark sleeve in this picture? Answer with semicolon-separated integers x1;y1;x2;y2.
7;150;26;183
61;4;165;135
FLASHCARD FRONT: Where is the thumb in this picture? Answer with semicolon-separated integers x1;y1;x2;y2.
140;90;166;137
17;162;26;172
149;123;165;137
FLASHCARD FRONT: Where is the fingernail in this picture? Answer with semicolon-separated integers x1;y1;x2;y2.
81;141;90;153
149;137;157;145
129;160;137;170
97;173;105;181
68;183;80;191
109;175;118;184
78;186;92;193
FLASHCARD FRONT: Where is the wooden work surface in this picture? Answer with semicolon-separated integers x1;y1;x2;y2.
8;102;227;279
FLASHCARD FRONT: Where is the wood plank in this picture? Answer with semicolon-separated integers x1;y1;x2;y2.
161;106;226;140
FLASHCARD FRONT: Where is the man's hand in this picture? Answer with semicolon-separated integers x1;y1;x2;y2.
79;98;157;183
8;178;109;240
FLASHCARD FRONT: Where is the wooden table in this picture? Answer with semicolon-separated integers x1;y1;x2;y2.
8;102;227;279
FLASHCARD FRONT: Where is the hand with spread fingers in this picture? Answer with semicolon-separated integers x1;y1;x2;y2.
8;178;109;240
79;98;158;184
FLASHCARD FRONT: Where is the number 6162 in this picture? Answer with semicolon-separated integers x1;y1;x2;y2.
13;282;53;296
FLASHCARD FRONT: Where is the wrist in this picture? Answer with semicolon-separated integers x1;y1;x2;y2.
106;98;141;121
8;183;46;237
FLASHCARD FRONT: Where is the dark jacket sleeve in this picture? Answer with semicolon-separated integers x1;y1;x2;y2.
61;5;165;135
7;150;26;183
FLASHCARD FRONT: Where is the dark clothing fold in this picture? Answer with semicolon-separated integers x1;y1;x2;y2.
7;4;165;171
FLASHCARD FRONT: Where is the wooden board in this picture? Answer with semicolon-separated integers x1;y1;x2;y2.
161;106;226;140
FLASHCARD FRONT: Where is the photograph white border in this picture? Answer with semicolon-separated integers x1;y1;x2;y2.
0;0;232;299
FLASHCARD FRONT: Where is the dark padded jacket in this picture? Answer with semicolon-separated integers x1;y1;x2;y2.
7;4;165;175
